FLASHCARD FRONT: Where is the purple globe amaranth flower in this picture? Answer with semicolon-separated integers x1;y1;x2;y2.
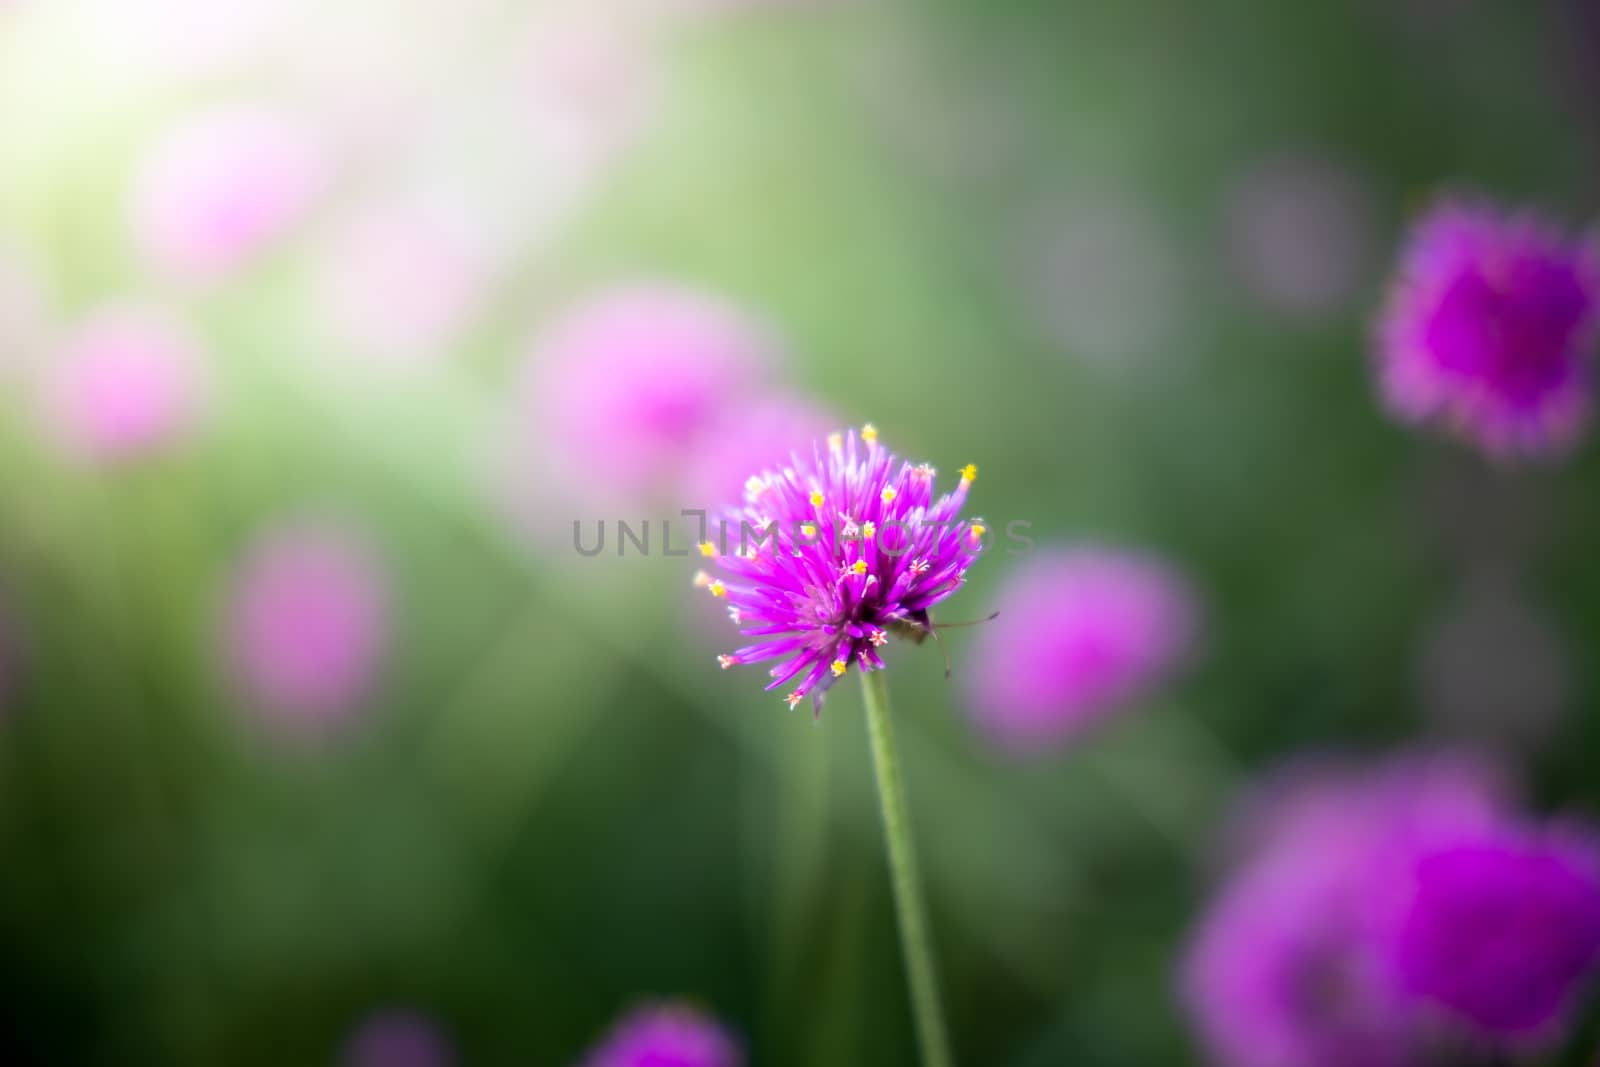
581;1002;741;1067
311;190;498;369
1182;752;1511;1067
963;548;1195;751
129;104;330;282
1183;847;1418;1067
1386;825;1600;1043
523;283;777;507
1376;197;1600;458
224;521;390;734
341;1010;455;1067
38;303;208;464
698;424;985;712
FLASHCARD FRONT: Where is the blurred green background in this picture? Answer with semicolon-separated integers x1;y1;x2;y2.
0;0;1598;1063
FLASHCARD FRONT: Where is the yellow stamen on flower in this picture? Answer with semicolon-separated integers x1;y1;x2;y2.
831;659;848;677
698;541;716;557
969;523;987;541
800;522;817;538
717;655;735;670
745;475;766;496
861;423;879;445
692;570;712;588
809;489;825;508
709;580;727;598
851;560;869;575
960;463;978;483
862;520;876;539
881;487;897;504
827;432;843;453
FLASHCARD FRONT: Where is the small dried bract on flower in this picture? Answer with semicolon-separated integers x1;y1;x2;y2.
697;425;985;712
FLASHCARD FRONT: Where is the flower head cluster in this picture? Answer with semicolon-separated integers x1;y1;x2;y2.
523;283;776;506
1376;197;1600;458
130;104;329;282
340;1010;455;1067
1390;826;1600;1039
698;425;984;712
1182;753;1600;1067
580;1002;741;1067
963;547;1195;751
39;303;208;464
225;520;390;733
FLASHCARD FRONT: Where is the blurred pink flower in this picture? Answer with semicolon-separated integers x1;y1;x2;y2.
581;1002;741;1067
964;547;1196;751
519;283;779;507
313;192;496;369
1182;753;1513;1067
679;394;837;509
38;304;206;463
1375;196;1600;458
129;105;330;281
341;1010;455;1067
1387;825;1600;1042
1226;151;1378;318
225;521;390;734
1013;189;1189;369
1419;569;1570;755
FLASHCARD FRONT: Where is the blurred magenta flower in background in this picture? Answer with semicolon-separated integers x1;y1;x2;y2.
311;189;498;370
37;303;207;464
1184;752;1600;1065
1375;197;1600;458
1385;825;1600;1043
129;104;331;282
1012;187;1189;370
339;1009;456;1067
1418;568;1571;755
680;394;838;509
1182;754;1508;1067
1225;151;1379;319
701;426;985;711
223;520;390;736
580;1002;742;1067
520;283;780;508
963;548;1195;752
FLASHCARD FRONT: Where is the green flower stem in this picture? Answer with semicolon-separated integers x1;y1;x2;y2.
861;669;955;1067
